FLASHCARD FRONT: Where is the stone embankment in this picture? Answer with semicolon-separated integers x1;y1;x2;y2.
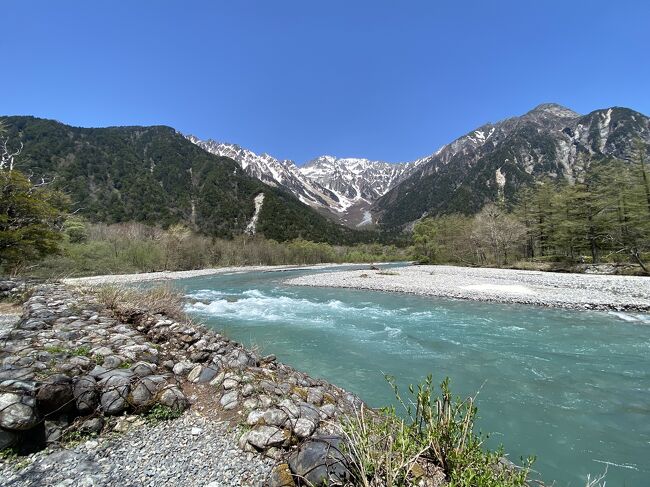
0;283;363;486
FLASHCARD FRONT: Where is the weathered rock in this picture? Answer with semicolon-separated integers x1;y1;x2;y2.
264;409;289;428
100;376;131;415
44;417;69;444
245;425;287;449
222;378;239;390
287;436;351;487
292;417;317;439
220;390;239;410
268;462;296;487
36;374;74;416
102;355;124;369
188;365;219;384
319;404;337;419
157;385;188;411
79;416;104;434
243;398;259;410
307;388;324;406
131;361;156;377
129;379;156;408
0;393;38;430
73;375;98;413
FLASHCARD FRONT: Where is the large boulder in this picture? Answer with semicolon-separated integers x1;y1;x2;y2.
100;376;131;415
287;436;351;487
156;385;188;411
0;393;38;430
188;365;219;384
36;374;74;416
129;375;167;408
73;375;98;413
268;463;296;487
245;425;287;450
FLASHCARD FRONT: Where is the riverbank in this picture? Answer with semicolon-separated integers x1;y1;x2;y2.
286;264;650;312
0;282;365;486
61;263;370;286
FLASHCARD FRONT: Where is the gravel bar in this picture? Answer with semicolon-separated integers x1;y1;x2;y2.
62;263;361;286
287;265;650;312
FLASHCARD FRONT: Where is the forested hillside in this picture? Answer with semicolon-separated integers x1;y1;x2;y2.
0;116;375;244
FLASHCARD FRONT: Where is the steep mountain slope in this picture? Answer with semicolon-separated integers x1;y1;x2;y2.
1;116;372;244
300;155;423;203
373;104;650;229
187;138;423;226
185;137;349;214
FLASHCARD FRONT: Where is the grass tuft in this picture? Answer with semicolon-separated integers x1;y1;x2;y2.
93;284;187;322
339;376;533;487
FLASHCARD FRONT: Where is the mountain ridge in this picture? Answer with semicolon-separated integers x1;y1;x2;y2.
189;103;648;230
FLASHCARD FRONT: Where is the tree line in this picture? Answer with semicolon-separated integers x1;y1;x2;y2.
412;145;650;274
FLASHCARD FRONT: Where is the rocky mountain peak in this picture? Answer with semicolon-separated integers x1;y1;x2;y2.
526;103;580;119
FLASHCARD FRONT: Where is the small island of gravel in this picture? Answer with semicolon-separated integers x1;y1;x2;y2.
287;265;650;312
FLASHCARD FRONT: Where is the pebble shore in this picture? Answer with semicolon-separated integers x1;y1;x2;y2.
287;264;650;311
1;412;273;487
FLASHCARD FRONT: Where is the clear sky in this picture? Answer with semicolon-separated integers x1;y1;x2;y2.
2;1;649;164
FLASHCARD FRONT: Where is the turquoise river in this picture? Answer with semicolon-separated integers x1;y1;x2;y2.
166;265;649;486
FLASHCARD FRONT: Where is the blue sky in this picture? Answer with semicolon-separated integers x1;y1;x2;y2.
2;1;648;163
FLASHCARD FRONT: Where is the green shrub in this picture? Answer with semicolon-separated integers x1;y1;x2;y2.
145;404;183;423
340;376;533;487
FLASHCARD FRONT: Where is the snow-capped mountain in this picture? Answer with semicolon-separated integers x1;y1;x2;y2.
188;103;649;230
186;136;422;226
300;156;424;203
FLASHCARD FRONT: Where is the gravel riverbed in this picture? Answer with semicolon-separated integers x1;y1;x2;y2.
287;264;650;311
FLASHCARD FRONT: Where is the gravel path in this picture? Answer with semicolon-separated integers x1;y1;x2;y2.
287;264;650;311
0;412;273;487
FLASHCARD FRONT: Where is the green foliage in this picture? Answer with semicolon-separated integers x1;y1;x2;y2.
62;217;89;243
0;116;389;246
410;149;650;273
72;346;91;357
44;345;91;356
27;222;409;278
61;428;96;447
0;169;66;274
0;447;19;462
145;404;183;423
341;376;532;487
513;153;650;272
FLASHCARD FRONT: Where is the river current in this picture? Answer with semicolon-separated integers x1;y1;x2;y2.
166;265;649;486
